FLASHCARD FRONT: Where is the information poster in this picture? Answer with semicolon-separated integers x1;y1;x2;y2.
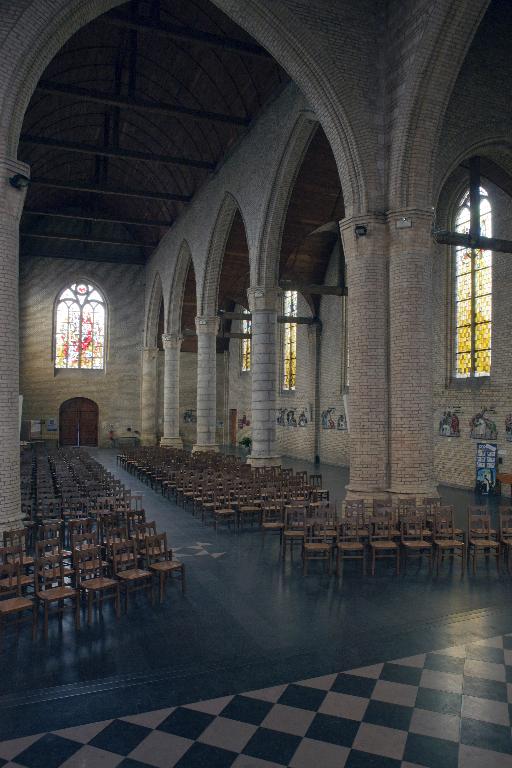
475;442;497;495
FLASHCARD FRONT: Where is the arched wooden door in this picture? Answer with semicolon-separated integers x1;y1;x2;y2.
59;398;98;446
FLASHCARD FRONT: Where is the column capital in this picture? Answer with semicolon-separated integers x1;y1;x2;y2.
142;346;159;360
195;315;220;335
162;332;183;350
247;286;280;312
0;156;31;221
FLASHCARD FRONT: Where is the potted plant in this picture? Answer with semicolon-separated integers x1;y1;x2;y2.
239;436;252;455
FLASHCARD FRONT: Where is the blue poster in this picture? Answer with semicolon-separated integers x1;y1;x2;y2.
475;442;497;495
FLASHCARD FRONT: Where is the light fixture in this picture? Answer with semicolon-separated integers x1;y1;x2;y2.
9;173;30;189
354;224;367;237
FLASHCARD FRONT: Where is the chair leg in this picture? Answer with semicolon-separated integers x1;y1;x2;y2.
75;596;80;631
181;565;185;594
87;591;93;625
44;601;49;641
396;548;400;576
371;548;375;576
32;603;38;641
160;572;165;603
115;584;121;619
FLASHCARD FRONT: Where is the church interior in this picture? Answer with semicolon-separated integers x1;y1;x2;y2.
2;0;512;766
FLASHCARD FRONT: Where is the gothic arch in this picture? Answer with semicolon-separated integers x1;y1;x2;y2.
145;271;163;348
168;240;193;334
200;192;248;316
256;112;319;287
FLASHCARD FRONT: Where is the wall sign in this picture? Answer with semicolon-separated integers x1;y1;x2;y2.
475;442;497;496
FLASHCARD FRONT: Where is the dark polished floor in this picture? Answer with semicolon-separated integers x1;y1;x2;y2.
1;450;511;748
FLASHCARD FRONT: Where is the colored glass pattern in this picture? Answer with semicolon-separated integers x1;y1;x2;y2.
55;283;105;369
454;188;492;378
283;290;297;390
241;315;251;372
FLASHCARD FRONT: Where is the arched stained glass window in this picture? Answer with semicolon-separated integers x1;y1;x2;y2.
241;313;251;372
283;290;297;391
454;188;492;378
55;283;106;369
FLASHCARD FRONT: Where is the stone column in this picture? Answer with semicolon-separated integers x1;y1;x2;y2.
192;315;220;452
388;209;438;498
0;157;29;533
340;214;389;500
247;286;281;467
140;346;158;445
160;332;183;448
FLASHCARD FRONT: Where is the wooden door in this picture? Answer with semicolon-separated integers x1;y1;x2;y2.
59;398;98;446
229;409;237;446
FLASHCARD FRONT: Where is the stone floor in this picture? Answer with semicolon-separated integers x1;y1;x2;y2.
1;450;511;767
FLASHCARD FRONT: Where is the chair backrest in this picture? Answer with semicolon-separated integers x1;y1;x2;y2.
0;544;29;567
434;507;455;537
68;518;94;538
72;531;97;552
74;545;104;580
145;532;169;563
36;537;61;559
106;526;128;550
370;517;393;541
285;505;306;529
309;474;322;488
35;555;66;592
338;516;365;541
3;528;29;551
111;540;138;574
133;521;157;541
500;511;512;538
401;516;427;541
468;511;491;536
0;562;21;597
39;521;62;541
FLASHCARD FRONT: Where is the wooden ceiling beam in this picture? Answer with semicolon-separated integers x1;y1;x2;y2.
279;281;347;296
30;177;191;203
433;230;512;254
102;11;271;59
23;208;173;228
20;134;216;171
37;80;250;127
21;231;155;248
21;250;146;265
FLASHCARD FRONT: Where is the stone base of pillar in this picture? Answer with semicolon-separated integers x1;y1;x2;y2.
345;484;390;504
140;433;157;446
247;455;282;468
192;443;219;453
388;484;440;502
160;436;183;448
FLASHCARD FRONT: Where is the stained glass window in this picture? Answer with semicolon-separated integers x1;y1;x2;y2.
55;283;105;369
283;290;297;390
454;188;492;378
241;314;251;372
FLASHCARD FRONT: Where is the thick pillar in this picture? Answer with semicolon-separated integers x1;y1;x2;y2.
388;209;438;498
0;157;29;533
160;332;183;448
192;315;220;452
140;346;158;445
340;214;389;500
247;286;281;467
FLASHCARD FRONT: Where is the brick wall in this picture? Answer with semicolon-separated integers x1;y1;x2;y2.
19;256;144;446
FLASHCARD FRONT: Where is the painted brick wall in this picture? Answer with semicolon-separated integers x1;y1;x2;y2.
19;256;144;445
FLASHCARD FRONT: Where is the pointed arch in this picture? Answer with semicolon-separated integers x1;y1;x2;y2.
257;114;320;287
200;192;248;316
145;271;163;348
168;240;193;334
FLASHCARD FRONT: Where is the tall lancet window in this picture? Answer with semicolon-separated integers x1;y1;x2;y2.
454;188;492;378
55;283;106;369
283;290;297;390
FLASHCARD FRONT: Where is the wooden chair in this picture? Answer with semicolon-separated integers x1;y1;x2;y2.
212;494;236;532
0;563;37;650
336;518;366;577
35;556;80;640
74;546;120;625
432;509;465;576
3;529;34;567
369;518;400;576
468;510;500;574
401;516;432;573
36;538;73;578
303;515;332;575
261;503;284;544
282;505;306;561
500;511;512;572
111;540;153;612
146;533;185;602
0;546;34;592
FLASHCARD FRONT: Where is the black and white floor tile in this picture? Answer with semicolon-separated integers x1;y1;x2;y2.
3;632;512;767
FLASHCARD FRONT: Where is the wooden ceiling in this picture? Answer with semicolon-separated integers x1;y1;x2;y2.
18;0;287;266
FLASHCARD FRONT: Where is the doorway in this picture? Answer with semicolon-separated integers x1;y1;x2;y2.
59;398;99;446
229;409;237;446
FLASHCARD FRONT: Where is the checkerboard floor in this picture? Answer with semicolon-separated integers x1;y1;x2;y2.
4;634;512;767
